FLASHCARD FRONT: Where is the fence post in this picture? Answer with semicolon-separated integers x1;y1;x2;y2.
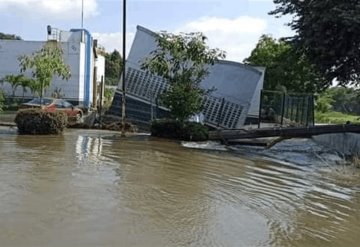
99;76;104;126
301;96;306;125
280;92;286;126
258;90;263;129
311;95;315;126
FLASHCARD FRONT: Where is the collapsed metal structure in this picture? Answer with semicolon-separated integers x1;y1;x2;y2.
108;26;265;129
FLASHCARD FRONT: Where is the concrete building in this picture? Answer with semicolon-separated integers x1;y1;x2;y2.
109;25;265;129
0;26;105;108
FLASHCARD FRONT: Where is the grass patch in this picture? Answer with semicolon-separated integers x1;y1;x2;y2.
315;111;360;124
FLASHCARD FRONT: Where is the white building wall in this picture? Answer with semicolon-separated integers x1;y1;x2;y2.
96;55;105;83
0;40;85;102
47;42;82;100
78;42;86;102
0;40;43;96
88;46;95;107
0;29;103;107
59;30;83;43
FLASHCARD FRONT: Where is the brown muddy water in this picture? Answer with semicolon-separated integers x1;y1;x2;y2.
1;127;360;247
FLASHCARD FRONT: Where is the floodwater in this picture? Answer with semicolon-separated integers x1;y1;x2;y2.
1;127;360;247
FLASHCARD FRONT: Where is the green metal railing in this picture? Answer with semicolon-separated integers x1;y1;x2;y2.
258;90;314;127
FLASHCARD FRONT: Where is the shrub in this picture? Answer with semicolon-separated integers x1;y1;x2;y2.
15;109;68;134
151;119;209;141
3;97;23;111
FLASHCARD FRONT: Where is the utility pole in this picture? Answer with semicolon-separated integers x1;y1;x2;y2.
121;0;127;137
81;0;84;29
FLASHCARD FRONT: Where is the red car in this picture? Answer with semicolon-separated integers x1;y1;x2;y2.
19;98;83;122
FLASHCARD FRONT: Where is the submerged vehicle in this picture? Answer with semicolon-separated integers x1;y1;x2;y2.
19;98;83;122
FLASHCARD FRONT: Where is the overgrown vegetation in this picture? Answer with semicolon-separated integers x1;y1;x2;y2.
0;74;35;98
315;111;360;125
15;109;68;134
1;97;23;111
141;31;225;123
315;87;360;124
244;35;327;93
151;119;209;141
105;50;122;86
104;87;115;108
270;0;360;86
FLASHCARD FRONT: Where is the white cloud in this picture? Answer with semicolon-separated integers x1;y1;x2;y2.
0;0;98;20
92;31;135;56
93;16;292;62
175;16;267;62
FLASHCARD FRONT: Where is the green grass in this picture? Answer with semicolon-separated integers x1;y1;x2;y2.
315;111;360;124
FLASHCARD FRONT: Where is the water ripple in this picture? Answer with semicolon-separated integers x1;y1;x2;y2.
0;130;360;246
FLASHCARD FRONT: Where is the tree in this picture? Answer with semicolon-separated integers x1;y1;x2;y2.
319;87;360;115
19;76;35;100
105;50;122;86
0;74;36;103
141;31;225;122
270;0;360;86
18;41;71;98
244;35;328;93
315;92;334;113
28;82;42;97
2;74;25;97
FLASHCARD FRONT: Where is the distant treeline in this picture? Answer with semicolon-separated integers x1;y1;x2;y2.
316;87;360;115
0;32;22;40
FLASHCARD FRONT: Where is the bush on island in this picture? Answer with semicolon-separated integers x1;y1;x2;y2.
151;119;209;141
15;109;68;135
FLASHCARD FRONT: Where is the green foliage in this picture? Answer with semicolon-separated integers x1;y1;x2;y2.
18;41;71;98
15;109;68;135
1;74;35;97
325;87;360;114
2;99;22;111
0;32;21;40
244;35;327;93
141;31;225;122
151;119;209;141
316;87;360;115
270;0;360;85
161;82;204;122
315;94;333;113
1;74;20;96
104;87;115;107
315;111;360;125
105;50;122;86
315;86;360;124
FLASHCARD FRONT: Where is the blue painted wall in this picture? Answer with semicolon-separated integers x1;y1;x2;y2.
70;29;92;108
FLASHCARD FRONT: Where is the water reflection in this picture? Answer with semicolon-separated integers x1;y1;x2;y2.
0;128;360;246
75;135;103;162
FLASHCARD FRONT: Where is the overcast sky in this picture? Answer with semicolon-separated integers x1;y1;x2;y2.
0;0;294;62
